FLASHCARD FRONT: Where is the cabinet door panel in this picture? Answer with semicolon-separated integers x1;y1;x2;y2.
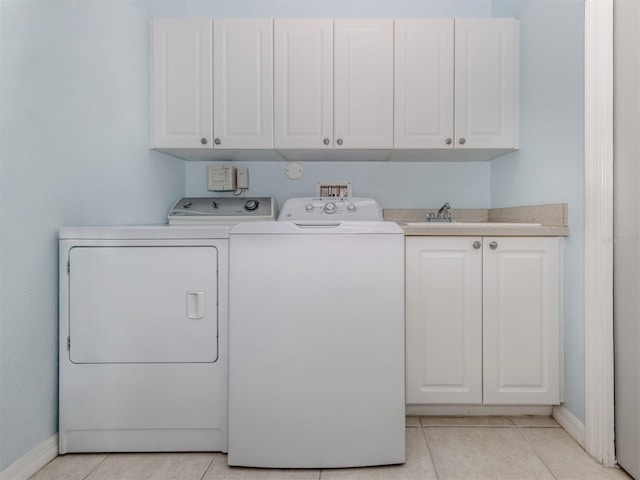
334;19;393;149
394;19;454;148
406;237;483;404
274;19;333;149
214;19;273;148
151;18;213;148
455;19;516;148
483;237;561;404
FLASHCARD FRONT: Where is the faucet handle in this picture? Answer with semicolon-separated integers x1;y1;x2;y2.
427;212;436;221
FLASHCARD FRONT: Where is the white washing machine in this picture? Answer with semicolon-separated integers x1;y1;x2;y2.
59;196;275;454
228;197;405;468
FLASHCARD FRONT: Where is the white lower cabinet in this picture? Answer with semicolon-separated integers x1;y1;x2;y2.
406;236;562;405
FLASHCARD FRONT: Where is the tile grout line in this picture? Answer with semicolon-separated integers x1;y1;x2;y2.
515;426;560;480
419;425;517;428
199;454;217;480
419;418;441;480
81;453;111;480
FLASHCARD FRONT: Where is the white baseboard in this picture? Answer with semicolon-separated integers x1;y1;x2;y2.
406;405;553;416
553;405;586;448
0;434;58;480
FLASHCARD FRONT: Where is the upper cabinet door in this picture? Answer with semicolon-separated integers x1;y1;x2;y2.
455;19;518;149
213;19;273;149
274;19;333;149
334;19;394;149
151;18;213;149
394;19;454;149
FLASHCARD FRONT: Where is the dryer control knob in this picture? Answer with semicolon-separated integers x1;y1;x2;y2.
244;200;259;211
305;203;314;211
324;202;337;214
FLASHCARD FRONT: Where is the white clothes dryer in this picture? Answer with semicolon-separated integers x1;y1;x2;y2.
58;196;276;454
59;225;230;453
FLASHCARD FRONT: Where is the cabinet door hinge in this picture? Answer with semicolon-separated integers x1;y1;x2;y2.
67;336;70;350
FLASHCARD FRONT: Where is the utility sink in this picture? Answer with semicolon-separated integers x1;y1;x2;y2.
398;222;542;227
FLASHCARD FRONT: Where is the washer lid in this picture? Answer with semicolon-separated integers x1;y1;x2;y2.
277;197;383;221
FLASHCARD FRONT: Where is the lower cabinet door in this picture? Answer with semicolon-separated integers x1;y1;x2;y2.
406;237;483;404
482;237;561;405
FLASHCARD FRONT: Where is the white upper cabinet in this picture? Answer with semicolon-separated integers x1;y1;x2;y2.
213;19;273;149
151;17;519;158
274;19;333;149
455;19;518;149
394;19;454;149
334;19;394;149
395;18;518;150
151;18;213;149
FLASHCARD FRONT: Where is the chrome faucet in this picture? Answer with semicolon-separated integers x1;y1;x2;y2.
437;202;451;219
427;202;453;222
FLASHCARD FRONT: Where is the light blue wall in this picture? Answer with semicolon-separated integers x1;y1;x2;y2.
490;1;585;421
0;1;185;470
181;0;493;18
185;161;491;209
0;0;585;471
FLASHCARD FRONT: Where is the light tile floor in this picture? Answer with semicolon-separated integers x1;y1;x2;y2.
30;417;633;480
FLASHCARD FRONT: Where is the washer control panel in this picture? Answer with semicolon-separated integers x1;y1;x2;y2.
168;197;276;224
278;197;383;221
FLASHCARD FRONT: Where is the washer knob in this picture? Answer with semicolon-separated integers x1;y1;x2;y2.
324;202;337;214
305;203;314;211
244;199;259;211
347;204;357;212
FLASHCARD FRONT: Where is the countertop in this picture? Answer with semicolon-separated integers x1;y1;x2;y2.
384;204;570;237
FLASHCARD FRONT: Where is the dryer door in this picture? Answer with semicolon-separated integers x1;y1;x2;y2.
68;246;218;364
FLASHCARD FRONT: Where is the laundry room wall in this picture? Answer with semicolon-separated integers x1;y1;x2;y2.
185;162;491;209
489;0;586;423
0;1;185;470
